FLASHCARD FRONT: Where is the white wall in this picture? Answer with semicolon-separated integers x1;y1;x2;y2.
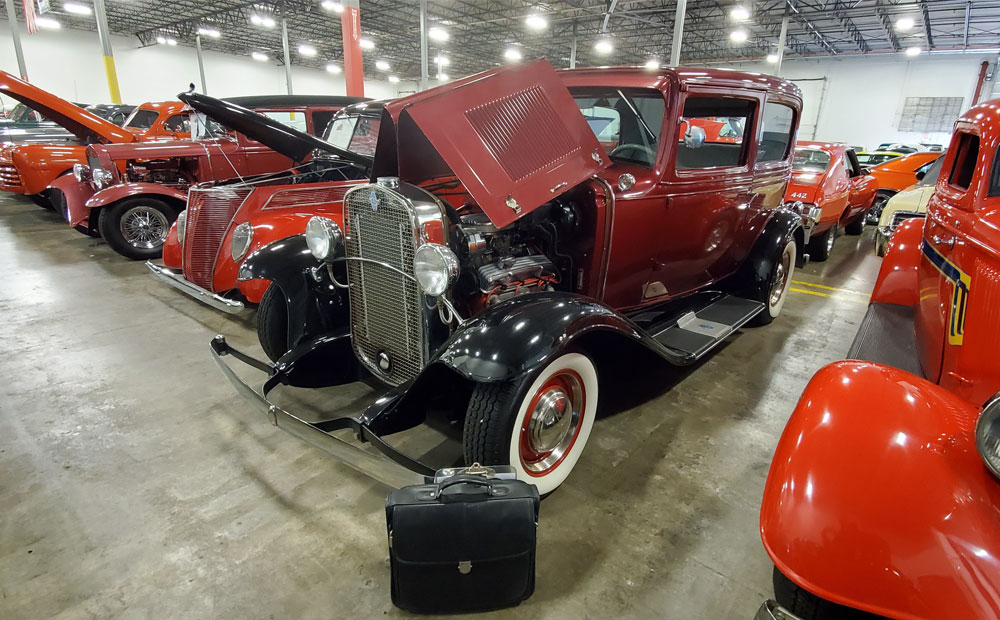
0;19;412;105
708;52;997;150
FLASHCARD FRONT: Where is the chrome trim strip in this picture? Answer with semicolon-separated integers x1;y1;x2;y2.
209;336;425;490
592;175;616;301
754;600;804;620
146;261;247;315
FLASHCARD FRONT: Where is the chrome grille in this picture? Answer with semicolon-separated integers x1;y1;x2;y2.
890;210;924;230
0;164;21;189
344;184;424;386
182;186;252;291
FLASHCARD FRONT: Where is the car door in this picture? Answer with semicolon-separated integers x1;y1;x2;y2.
845;149;876;216
650;90;759;299
916;127;979;382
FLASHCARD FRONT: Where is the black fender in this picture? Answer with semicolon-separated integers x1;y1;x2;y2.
731;207;804;297
239;234;348;348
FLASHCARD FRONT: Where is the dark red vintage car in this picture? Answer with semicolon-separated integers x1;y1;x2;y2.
148;99;379;321
56;95;363;259
758;99;1000;619
210;60;804;494
783;141;878;261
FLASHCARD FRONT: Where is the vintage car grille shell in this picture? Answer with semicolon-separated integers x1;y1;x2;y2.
343;183;439;386
0;163;22;190
182;186;253;291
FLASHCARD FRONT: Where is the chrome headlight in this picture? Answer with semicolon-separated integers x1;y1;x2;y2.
176;210;187;244
231;222;253;261
305;216;343;261
72;163;89;182
976;394;1000;479
92;167;113;189
413;243;459;297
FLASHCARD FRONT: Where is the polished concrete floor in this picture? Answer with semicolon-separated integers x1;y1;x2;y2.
0;194;882;619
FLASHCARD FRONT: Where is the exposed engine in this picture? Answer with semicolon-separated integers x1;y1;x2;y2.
126;160;192;187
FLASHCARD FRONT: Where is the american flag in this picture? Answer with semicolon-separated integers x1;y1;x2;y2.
23;0;37;34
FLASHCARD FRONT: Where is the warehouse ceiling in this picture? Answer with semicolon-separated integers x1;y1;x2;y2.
13;0;1000;81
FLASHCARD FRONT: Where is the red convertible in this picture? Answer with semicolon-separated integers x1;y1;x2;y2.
783;141;877;261
759;100;1000;619
210;60;805;494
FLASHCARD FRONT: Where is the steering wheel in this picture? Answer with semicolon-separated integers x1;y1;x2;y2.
610;143;657;161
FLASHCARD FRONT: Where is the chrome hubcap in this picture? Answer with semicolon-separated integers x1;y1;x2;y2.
769;248;792;308
520;371;584;474
120;206;168;249
826;228;836;252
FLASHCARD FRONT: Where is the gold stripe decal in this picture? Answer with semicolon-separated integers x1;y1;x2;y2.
921;241;971;345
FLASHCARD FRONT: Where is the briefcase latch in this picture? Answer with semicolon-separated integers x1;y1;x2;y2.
464;462;490;476
457;561;472;575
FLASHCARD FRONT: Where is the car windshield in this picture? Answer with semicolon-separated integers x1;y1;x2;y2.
792;148;831;172
125;108;159;130
5;101;43;124
916;156;943;187
570;87;665;168
324;113;381;157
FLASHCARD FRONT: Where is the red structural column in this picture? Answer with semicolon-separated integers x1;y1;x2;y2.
341;0;364;97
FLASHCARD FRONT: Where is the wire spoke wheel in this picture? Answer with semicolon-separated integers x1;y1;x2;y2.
119;205;169;249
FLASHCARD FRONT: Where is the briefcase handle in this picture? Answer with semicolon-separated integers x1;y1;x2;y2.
434;475;496;499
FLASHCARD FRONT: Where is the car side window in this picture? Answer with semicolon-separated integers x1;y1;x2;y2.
675;96;754;170
948;132;979;191
125;109;159;130
569;87;665;168
758;102;795;163
845;150;863;177
164;114;190;134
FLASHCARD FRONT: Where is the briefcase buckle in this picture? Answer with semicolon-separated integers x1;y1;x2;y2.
457;561;472;574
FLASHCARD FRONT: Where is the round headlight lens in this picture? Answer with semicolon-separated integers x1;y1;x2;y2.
175;210;187;244
231;222;253;261
976;394;1000;479
413;243;459;297
305;216;343;261
92;168;113;189
72;163;89;182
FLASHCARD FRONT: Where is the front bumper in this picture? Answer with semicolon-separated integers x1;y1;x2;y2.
146;262;247;315
754;601;802;620
209;335;430;489
874;226;891;256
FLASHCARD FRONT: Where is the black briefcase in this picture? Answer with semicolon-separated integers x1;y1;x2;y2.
385;465;540;614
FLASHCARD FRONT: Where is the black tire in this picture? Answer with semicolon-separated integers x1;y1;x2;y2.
463;351;598;495
773;567;884;620
844;214;866;235
49;189;68;223
28;192;53;210
747;239;796;326
808;223;837;262
256;283;289;363
98;197;177;260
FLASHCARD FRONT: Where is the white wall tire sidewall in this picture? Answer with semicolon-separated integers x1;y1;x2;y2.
507;352;598;495
768;240;796;318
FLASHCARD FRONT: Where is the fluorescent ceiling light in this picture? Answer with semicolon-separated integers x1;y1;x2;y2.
63;2;91;15
644;59;659;70
428;26;449;42
437;73;448;80
359;38;375;50
730;29;748;43
298;44;318;56
321;0;344;12
766;53;779;63
434;55;450;66
594;39;613;54
156;35;165;44
525;14;547;30
504;47;523;61
250;14;275;28
388;75;400;83
896;17;915;31
251;51;269;62
326;63;341;73
375;60;390;70
197;27;220;38
905;46;921;56
730;5;750;20
166;38;177;46
36;16;61;29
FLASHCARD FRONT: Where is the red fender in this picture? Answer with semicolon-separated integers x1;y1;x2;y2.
85;183;188;210
46;173;95;229
760;361;1000;620
871;217;924;306
161;221;181;269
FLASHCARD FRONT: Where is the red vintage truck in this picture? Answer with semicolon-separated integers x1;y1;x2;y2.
210;60;805;494
59;94;363;259
758;99;1000;620
783;141;878;261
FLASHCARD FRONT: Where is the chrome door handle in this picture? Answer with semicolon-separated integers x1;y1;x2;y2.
932;235;955;249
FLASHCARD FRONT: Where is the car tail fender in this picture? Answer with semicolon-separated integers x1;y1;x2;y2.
733;207;804;289
761;360;1000;620
46;172;95;227
84;183;187;211
871;217;923;306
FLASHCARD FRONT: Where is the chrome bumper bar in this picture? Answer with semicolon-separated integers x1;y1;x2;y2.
146;262;246;315
754;601;803;620
209;335;428;489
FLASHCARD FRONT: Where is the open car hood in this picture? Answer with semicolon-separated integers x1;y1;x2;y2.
380;59;610;229
178;92;370;167
0;71;136;144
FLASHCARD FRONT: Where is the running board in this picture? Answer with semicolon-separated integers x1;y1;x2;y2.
649;295;764;363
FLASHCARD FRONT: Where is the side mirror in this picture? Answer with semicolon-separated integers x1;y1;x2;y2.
684;125;706;149
915;170;926;181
